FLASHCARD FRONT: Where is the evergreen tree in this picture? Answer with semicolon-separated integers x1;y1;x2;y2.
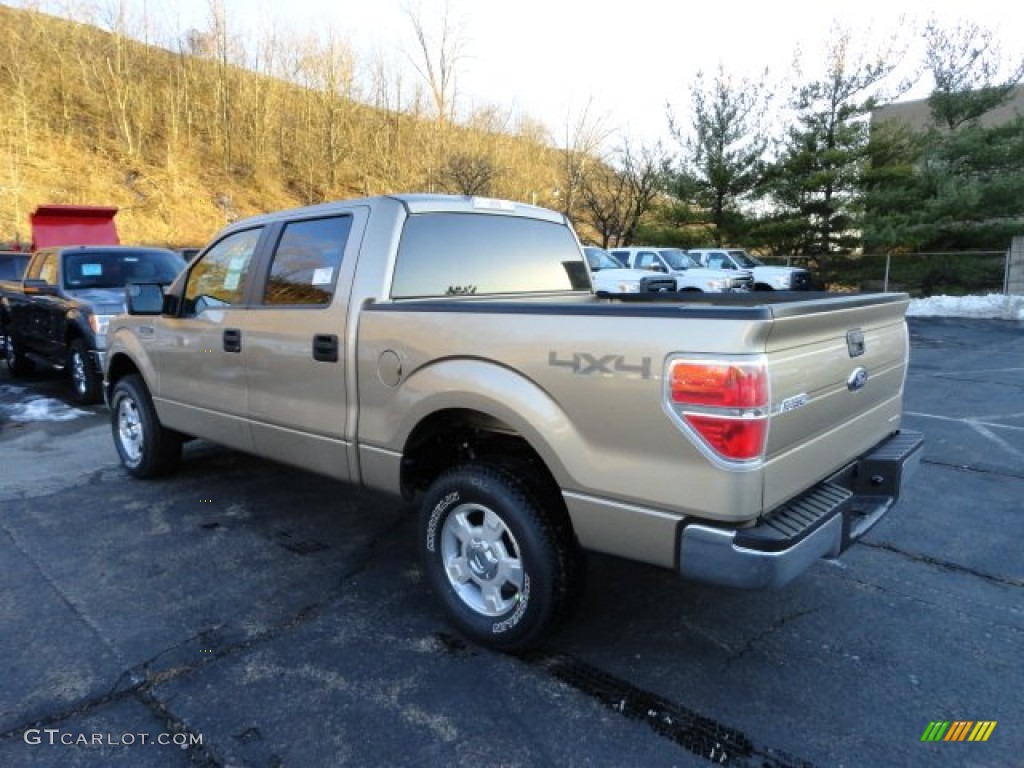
863;20;1024;252
761;29;903;268
667;66;772;245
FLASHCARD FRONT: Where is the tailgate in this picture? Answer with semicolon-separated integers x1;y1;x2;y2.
761;294;910;511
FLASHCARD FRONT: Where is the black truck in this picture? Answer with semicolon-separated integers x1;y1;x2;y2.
0;205;184;403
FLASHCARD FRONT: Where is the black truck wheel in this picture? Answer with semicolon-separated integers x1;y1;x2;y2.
68;338;103;404
419;462;577;652
110;374;182;478
4;332;33;376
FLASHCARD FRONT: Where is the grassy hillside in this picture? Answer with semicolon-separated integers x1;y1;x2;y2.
0;4;564;249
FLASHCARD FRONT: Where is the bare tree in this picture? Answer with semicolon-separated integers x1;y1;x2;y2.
404;1;464;125
439;151;498;195
559;99;612;219
575;141;667;247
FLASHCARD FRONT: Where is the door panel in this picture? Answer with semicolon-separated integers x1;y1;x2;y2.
148;228;263;452
240;213;361;481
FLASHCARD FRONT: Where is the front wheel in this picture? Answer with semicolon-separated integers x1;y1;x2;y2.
110;374;182;478
68;339;102;404
419;463;575;652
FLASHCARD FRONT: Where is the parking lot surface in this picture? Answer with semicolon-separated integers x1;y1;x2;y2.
1;317;1021;767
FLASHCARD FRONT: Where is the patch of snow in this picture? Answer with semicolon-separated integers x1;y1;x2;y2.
2;396;90;423
907;294;1024;321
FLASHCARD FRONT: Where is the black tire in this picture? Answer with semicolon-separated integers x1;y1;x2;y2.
4;331;33;376
491;454;588;620
110;374;182;478
68;338;103;404
419;462;575;652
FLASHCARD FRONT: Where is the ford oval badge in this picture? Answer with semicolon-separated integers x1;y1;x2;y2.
847;366;869;391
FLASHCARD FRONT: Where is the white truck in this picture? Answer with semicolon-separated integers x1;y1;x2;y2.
610;247;753;292
582;246;676;296
688;248;811;291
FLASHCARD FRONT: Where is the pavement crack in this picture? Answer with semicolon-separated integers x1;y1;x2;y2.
862;541;1024;588
728;608;819;661
0;516;405;749
0;520;127;669
920;458;1024;480
133;687;222;767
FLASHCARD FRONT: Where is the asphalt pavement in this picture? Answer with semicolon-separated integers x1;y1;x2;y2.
0;317;1021;767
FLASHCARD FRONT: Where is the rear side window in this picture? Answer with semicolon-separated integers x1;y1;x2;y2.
263;216;352;306
391;213;589;299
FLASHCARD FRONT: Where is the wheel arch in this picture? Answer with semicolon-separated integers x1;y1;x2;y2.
104;351;144;403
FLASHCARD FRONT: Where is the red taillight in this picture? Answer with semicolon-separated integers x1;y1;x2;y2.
670;362;767;408
682;414;767;461
667;359;769;463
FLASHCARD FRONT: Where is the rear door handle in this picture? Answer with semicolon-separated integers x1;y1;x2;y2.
223;328;241;353
313;333;338;363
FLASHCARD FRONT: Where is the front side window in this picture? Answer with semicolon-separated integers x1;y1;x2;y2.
391;213;589;299
659;249;698;270
183;228;262;315
635;252;661;270
263;216;352;306
36;253;58;285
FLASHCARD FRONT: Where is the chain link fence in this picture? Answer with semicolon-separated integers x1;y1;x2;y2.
763;251;1012;297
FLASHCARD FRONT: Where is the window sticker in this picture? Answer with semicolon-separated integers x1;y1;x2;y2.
229;255;248;270
312;267;334;285
224;272;241;291
82;264;103;276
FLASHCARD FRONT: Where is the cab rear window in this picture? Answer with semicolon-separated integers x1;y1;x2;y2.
391;213;590;299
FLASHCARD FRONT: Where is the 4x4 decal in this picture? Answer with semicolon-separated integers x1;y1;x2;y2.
548;351;652;378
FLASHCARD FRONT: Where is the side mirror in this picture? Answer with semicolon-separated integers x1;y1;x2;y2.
125;282;165;315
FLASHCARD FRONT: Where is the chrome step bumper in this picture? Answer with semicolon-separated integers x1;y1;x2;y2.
677;430;924;589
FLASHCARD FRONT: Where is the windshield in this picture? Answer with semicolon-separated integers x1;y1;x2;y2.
658;249;699;270
63;249;185;289
583;247;622;271
728;250;763;268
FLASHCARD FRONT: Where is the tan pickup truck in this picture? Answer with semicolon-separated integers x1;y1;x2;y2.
104;194;923;651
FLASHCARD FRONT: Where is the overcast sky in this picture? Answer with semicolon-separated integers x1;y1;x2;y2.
20;0;1024;147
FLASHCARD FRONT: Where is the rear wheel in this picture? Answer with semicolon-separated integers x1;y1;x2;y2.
4;332;33;376
419;462;579;652
110;374;182;478
68;339;102;404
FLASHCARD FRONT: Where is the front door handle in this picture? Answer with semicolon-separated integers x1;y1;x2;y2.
223;328;241;353
313;334;338;363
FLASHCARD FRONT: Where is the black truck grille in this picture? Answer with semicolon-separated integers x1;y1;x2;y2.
791;271;812;290
640;276;677;293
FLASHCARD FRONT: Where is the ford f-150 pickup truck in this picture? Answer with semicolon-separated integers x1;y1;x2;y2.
0;205;185;403
104;194;922;651
689;247;812;291
611;246;754;292
1;244;185;402
582;246;676;295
